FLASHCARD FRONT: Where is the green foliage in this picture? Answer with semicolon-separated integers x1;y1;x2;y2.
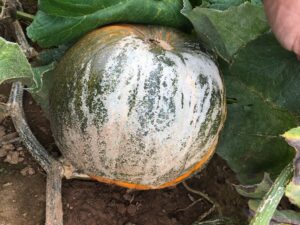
249;199;300;225
0;37;35;87
217;34;300;184
0;38;55;113
249;163;293;225
231;167;300;224
201;0;248;10
27;0;191;47
181;0;269;61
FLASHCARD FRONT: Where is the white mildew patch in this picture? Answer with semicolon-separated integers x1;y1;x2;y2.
63;35;225;185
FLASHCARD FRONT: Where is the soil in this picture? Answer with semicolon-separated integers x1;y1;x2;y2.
0;1;248;224
0;84;248;225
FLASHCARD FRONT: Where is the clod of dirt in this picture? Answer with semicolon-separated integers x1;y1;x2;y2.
20;166;35;176
0;148;8;157
4;150;23;164
0;125;5;137
2;143;15;150
1;132;18;143
127;204;137;216
116;203;126;214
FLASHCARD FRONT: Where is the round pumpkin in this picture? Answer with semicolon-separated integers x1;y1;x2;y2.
49;24;226;189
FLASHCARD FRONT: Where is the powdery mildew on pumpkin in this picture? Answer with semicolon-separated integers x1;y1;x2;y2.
56;34;225;187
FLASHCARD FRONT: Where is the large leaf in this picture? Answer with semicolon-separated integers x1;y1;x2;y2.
0;37;34;86
27;0;191;48
181;0;269;61
217;33;300;184
201;0;247;10
0;37;54;112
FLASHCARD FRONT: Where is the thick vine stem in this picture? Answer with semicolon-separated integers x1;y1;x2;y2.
12;20;37;58
7;82;64;225
46;161;64;225
8;82;54;173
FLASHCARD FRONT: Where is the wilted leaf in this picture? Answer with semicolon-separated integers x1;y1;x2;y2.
217;33;299;184
286;182;300;208
283;127;300;208
181;0;269;61
27;0;191;47
235;173;272;199
192;216;240;225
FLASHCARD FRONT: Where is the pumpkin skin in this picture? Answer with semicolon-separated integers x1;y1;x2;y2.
49;24;226;189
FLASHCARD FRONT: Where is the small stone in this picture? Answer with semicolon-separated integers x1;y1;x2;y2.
3;182;12;187
20;166;35;176
16;147;23;151
0;148;8;157
4;151;20;164
124;222;136;225
127;204;137;216
18;157;24;162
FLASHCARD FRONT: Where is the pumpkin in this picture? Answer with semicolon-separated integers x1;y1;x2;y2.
49;24;226;189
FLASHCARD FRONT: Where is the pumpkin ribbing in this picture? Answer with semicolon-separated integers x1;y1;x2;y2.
49;24;226;188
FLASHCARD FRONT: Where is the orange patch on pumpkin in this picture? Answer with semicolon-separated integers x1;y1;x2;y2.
90;138;218;190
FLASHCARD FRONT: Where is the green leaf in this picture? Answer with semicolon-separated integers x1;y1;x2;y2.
250;162;293;225
30;65;55;115
0;37;34;86
0;37;54;112
181;0;269;61
30;63;56;93
201;0;248;10
249;199;300;225
230;35;300;115
27;0;191;48
217;33;299;184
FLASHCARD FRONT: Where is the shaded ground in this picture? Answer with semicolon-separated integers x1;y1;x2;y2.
0;84;248;225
